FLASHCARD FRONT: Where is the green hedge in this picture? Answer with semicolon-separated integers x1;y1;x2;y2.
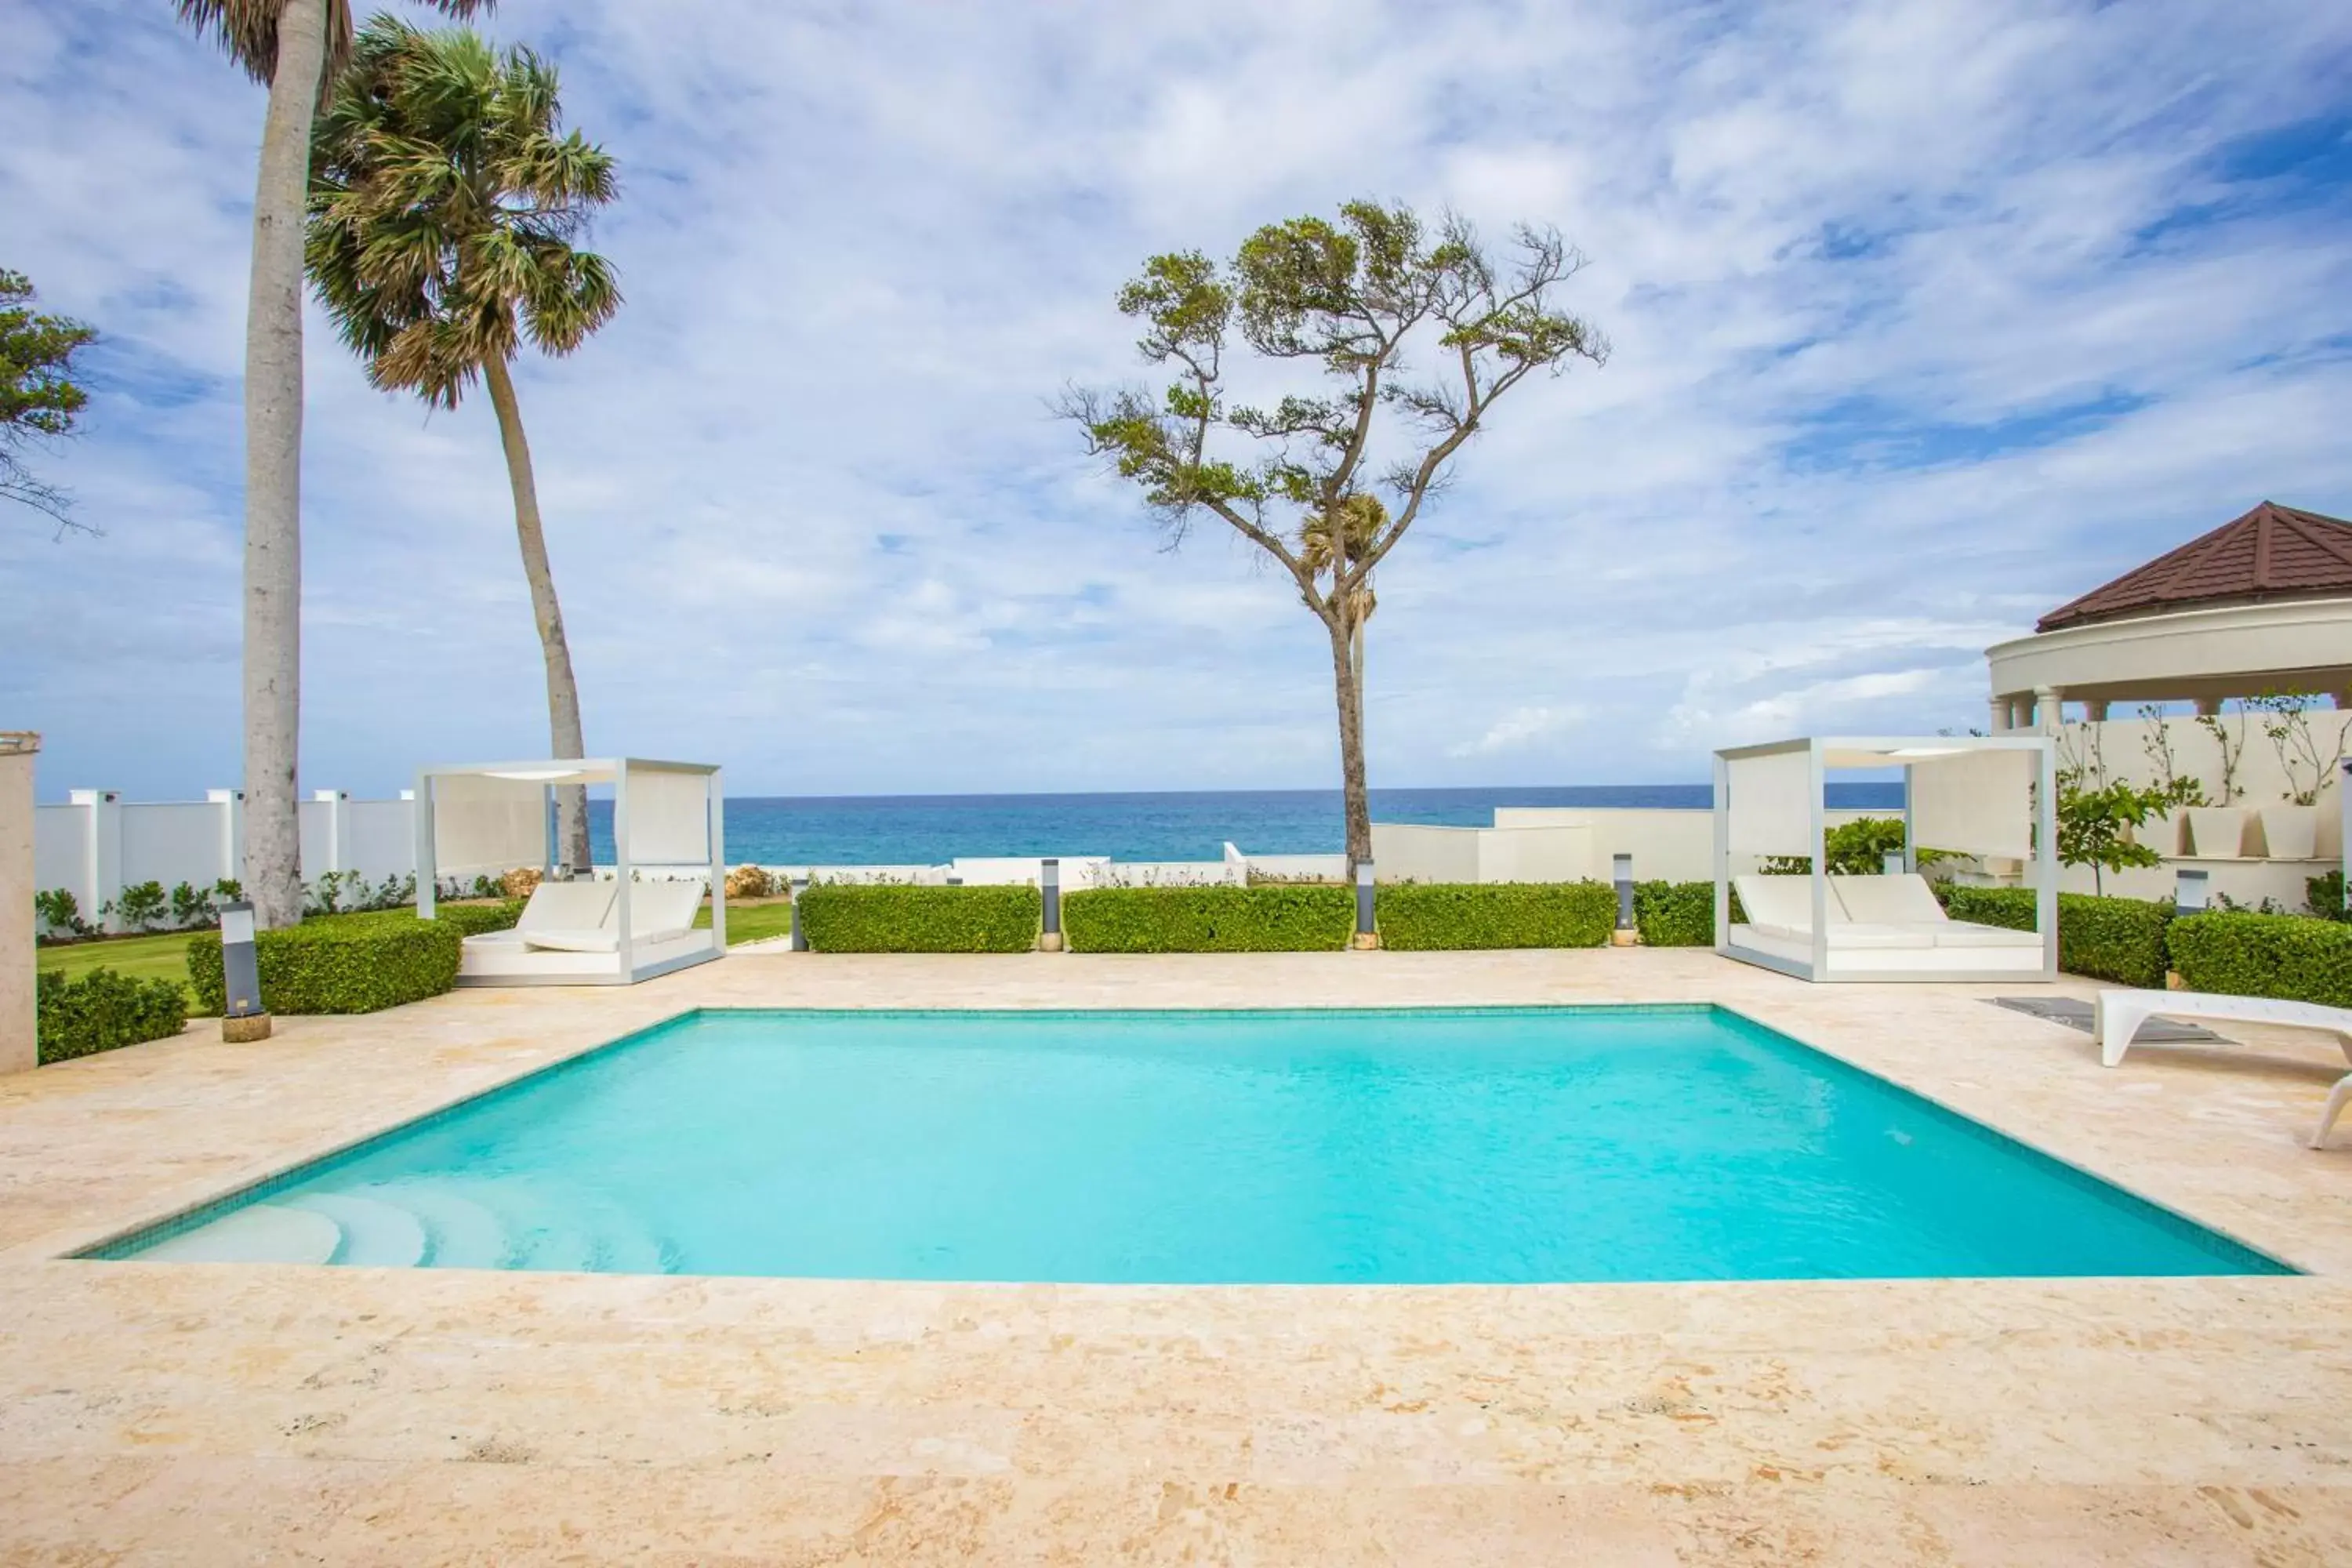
1062;886;1352;953
1376;881;1615;951
1936;885;2172;988
187;908;463;1014
2169;913;2352;1007
35;968;189;1063
430;898;526;936
797;884;1040;953
1634;881;1715;946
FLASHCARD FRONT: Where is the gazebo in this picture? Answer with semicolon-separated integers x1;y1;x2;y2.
1987;501;2352;729
1712;735;2056;983
414;758;726;985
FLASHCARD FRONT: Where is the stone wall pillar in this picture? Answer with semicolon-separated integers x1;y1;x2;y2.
2;734;38;1075
69;787;122;932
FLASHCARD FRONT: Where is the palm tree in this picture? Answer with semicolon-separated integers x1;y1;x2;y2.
176;0;493;927
307;18;620;873
1299;492;1384;688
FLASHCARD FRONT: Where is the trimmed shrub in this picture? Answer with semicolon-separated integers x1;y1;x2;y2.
2307;870;2350;923
1937;885;2172;988
35;967;190;1064
1634;880;1716;946
1377;881;1614;951
2169;912;2352;1007
429;898;526;937
798;884;1040;953
187;908;463;1015
1063;885;1352;953
725;863;775;900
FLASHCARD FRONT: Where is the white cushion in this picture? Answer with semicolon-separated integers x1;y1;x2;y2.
618;878;706;942
521;928;619;953
1744;919;1936;951
517;880;615;934
1733;875;1824;932
1829;874;1949;926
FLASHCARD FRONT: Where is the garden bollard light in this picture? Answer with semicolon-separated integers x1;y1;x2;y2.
789;877;808;952
1611;853;1639;946
218;901;271;1042
1352;860;1379;949
1040;858;1063;952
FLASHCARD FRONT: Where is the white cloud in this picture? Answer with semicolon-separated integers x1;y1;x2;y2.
5;0;2351;799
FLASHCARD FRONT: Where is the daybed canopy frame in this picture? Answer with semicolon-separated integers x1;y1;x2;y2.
1711;735;2057;984
413;757;727;985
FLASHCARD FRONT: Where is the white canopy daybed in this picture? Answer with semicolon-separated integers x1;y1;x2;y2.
413;758;726;986
1712;735;2056;983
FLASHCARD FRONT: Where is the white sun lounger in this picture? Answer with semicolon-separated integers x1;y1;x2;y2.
461;880;615;955
2095;988;2352;1149
519;877;707;953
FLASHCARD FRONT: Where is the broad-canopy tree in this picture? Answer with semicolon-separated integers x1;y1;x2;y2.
0;269;96;530
1062;202;1606;869
175;0;493;928
307;17;620;872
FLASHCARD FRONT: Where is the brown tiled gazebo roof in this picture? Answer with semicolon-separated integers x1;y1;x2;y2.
2037;501;2352;632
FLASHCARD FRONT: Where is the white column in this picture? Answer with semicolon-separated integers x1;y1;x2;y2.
70;788;122;932
2034;686;2063;735
311;789;350;876
2;734;38;1075
706;768;726;954
413;775;437;918
207;789;245;893
1987;697;2011;735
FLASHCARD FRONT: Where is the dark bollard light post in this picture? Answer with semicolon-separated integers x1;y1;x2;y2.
789;877;808;952
1039;857;1063;952
1352;859;1380;950
1610;852;1639;946
218;901;271;1042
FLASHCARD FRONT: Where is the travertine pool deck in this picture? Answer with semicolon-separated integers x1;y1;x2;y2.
2;948;2348;1564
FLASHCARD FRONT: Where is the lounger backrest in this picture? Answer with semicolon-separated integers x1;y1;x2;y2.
1829;874;1948;925
516;879;615;934
1732;875;1824;931
622;877;706;938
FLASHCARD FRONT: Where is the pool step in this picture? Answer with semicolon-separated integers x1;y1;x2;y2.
136;1203;342;1265
361;1184;510;1270
285;1192;428;1268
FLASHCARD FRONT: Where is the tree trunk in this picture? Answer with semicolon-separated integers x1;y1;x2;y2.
239;0;329;930
483;356;590;872
1328;610;1372;873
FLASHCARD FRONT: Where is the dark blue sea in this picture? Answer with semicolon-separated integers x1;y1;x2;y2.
590;784;1904;866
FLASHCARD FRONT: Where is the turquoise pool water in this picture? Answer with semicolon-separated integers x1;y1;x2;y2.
100;1007;2289;1282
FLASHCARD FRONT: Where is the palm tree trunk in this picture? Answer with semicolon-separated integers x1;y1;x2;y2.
240;0;330;930
1329;611;1372;873
483;356;591;873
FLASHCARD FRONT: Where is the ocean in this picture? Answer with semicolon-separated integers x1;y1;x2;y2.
588;784;1906;866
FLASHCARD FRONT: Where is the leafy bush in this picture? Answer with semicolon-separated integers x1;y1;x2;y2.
1377;881;1614;950
501;866;543;900
797;884;1040;953
33;887;90;939
1634;880;1716;946
1063;885;1352;953
2168;912;2352;1007
307;869;417;916
36;967;189;1064
1761;817;1951;877
1936;885;2171;987
187;909;463;1014
169;880;214;927
2307;870;2350;923
429;898;526;936
111;880;169;931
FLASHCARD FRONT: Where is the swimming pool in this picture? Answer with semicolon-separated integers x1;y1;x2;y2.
96;1007;2289;1282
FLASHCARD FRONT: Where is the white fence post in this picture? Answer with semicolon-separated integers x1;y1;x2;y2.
69;788;122;932
208;788;245;894
313;789;350;877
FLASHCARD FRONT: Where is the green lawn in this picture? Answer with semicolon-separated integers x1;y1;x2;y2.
699;898;795;945
37;930;202;1004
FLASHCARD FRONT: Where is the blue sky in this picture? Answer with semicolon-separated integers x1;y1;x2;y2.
5;0;2350;800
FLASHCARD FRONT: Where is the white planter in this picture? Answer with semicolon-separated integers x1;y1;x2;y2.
2135;809;2183;855
2185;807;2249;858
2257;804;2319;861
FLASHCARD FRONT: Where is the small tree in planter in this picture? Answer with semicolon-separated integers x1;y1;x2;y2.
2247;691;2351;808
2056;771;2165;895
